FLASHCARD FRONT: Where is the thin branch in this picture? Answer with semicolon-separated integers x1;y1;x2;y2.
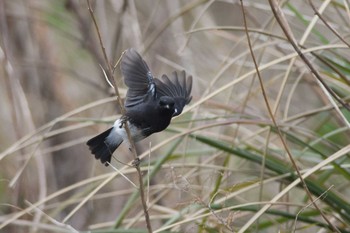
86;1;152;232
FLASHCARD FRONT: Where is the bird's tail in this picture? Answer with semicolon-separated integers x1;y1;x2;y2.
86;127;123;166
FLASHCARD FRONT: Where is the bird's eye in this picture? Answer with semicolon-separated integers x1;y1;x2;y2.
159;97;175;109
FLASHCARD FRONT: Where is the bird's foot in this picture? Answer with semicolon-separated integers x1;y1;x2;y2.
132;158;141;167
119;117;127;128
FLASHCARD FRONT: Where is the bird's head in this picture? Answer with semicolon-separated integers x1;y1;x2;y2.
158;96;175;115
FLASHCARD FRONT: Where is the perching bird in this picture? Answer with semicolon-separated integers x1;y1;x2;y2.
87;48;193;166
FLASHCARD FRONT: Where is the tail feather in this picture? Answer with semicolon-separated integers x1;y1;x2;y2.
86;127;123;166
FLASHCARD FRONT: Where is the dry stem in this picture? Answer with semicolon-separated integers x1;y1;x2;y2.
86;1;152;232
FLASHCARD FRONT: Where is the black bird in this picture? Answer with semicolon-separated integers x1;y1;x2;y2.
87;48;193;166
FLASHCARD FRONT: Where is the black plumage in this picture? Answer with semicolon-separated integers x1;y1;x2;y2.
87;48;193;166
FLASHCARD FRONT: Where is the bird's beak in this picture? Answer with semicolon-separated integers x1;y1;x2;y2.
172;108;178;116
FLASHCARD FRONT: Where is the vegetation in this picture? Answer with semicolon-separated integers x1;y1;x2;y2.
1;0;350;232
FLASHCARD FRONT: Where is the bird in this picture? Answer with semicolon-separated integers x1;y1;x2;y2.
87;48;193;166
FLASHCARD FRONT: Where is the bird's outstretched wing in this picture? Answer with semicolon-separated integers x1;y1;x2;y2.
121;48;156;108
154;70;192;116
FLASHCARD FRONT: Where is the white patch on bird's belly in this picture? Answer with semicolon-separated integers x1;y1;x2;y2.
113;119;145;142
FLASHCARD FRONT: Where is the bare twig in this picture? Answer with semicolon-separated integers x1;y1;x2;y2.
86;1;152;232
238;1;340;232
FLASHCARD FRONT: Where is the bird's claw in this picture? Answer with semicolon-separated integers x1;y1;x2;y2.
119;118;127;128
132;158;141;167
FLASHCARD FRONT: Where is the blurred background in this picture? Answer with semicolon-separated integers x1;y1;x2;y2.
1;0;350;232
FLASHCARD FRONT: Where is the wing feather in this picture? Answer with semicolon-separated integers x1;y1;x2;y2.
121;48;156;107
121;48;192;115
